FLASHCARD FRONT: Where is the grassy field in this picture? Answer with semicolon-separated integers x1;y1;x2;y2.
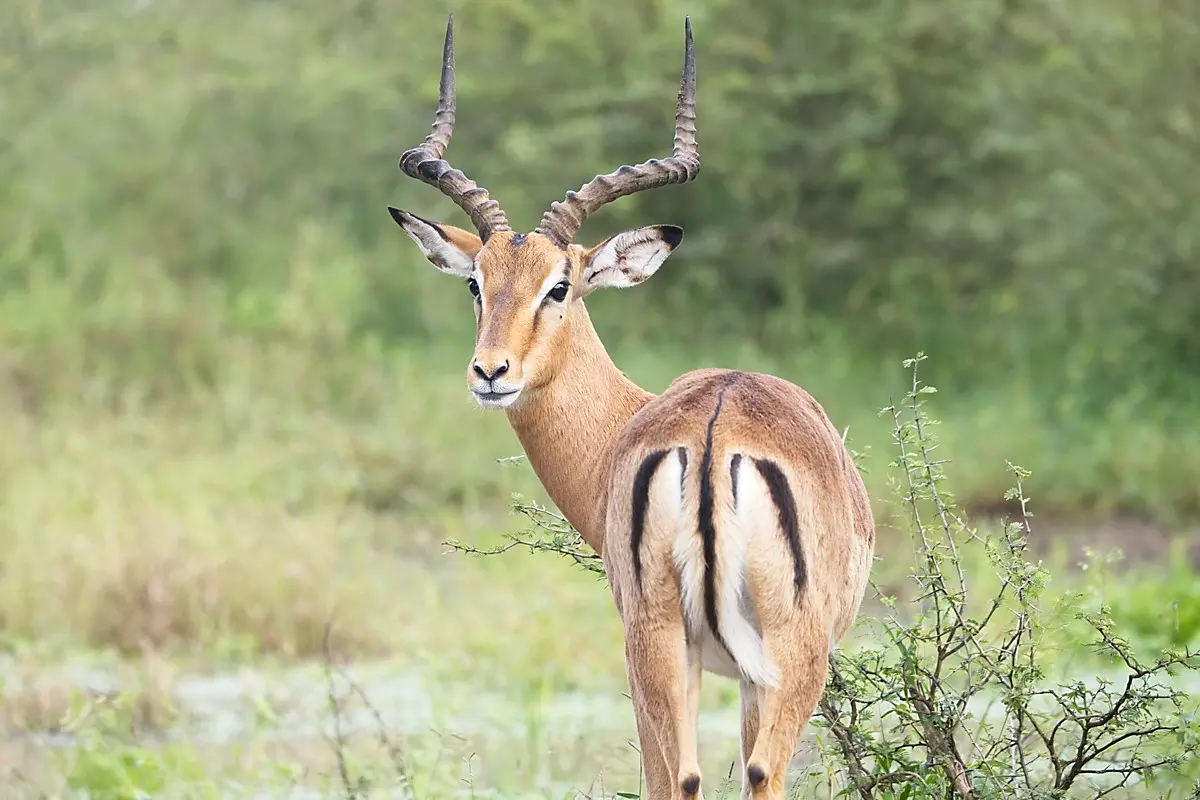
3;332;1197;660
2;337;1198;797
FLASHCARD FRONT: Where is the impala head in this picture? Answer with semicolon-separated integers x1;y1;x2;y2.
388;16;700;410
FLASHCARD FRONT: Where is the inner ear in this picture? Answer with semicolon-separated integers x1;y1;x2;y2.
579;225;684;296
388;206;481;276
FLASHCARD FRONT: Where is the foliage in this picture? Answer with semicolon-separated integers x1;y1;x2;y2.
2;0;1199;519
814;354;1200;799
1117;565;1200;655
447;494;606;579
58;695;209;799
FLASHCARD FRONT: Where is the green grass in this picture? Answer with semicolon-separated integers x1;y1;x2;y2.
0;330;1195;662
2;542;1195;798
1;336;1198;796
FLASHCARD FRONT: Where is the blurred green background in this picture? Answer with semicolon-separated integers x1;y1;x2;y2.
1;0;1198;795
4;0;1199;520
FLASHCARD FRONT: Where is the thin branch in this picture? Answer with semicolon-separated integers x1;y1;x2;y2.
322;620;359;799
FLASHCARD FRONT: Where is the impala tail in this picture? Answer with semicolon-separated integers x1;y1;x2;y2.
672;388;797;689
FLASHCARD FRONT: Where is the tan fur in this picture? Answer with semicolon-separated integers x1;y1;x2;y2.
389;18;872;797
441;223;486;259
390;221;875;799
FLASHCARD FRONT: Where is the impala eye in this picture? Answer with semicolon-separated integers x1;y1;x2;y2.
466;278;480;298
547;280;570;303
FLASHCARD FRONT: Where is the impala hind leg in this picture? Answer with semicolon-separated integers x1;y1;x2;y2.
743;626;829;799
628;664;673;800
625;618;703;799
738;679;762;800
682;638;704;797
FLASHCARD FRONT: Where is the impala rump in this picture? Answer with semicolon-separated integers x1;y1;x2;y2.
624;372;811;689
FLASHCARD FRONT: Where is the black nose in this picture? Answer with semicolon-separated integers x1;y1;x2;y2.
473;360;509;381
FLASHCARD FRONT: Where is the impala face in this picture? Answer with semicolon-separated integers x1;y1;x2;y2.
389;210;684;410
463;231;571;409
384;13;697;411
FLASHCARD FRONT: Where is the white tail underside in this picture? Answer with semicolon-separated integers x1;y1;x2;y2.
671;451;780;688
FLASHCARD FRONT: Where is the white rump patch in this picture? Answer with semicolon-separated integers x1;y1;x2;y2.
672;448;706;637
713;453;779;688
673;449;780;688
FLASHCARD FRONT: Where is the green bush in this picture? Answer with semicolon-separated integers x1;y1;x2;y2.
3;0;1199;523
3;0;1198;389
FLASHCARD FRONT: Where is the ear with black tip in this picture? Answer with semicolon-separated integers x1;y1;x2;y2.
577;225;685;298
388;206;481;276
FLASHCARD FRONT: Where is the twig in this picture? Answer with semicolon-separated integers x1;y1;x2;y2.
322;620;359;799
341;667;415;793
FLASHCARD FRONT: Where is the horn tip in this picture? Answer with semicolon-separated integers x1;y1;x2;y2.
683;17;694;67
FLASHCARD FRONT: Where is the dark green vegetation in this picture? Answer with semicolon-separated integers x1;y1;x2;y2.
1;0;1198;796
4;0;1199;521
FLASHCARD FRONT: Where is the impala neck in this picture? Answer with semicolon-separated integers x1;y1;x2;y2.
505;301;653;553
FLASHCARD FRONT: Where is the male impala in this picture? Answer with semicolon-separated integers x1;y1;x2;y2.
387;17;875;799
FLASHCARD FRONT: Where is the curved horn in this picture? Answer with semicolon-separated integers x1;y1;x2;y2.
535;17;699;247
398;16;512;242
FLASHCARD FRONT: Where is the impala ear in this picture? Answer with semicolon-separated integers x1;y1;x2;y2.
388;206;481;277
577;225;684;297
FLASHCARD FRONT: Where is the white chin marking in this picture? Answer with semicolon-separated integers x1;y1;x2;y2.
473;390;522;410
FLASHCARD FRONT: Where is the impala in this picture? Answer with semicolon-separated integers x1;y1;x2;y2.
387;17;875;799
